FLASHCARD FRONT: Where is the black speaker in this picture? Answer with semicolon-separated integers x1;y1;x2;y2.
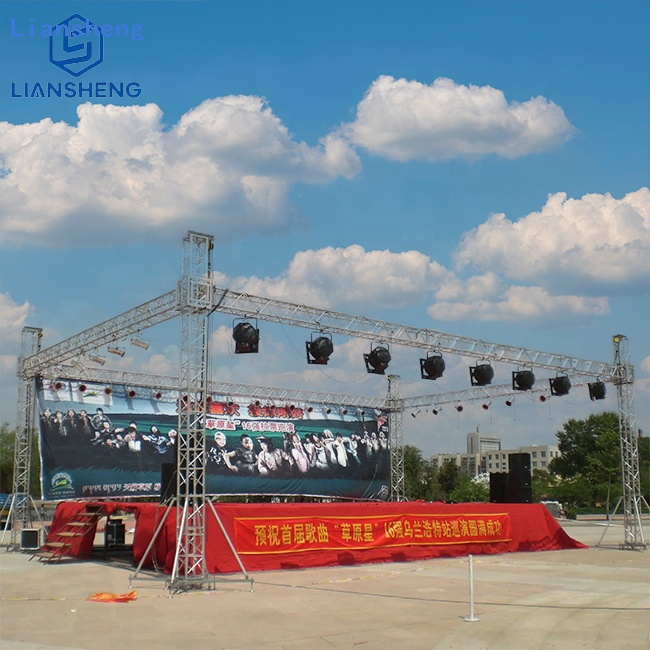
507;453;532;503
20;528;41;550
160;462;176;503
105;519;126;547
509;452;531;473
489;472;509;503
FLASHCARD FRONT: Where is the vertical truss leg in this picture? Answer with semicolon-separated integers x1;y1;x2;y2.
387;375;405;502
612;334;646;550
168;232;213;591
167;231;250;592
2;328;42;549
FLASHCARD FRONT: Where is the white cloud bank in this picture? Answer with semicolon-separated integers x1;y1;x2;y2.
343;76;575;161
214;245;454;310
0;76;576;248
455;188;650;294
214;188;646;325
0;292;32;350
0;96;361;247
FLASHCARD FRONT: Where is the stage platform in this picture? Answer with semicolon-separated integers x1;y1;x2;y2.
47;500;585;573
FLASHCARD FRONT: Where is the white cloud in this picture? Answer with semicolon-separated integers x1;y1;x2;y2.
640;355;650;375
455;188;650;294
0;97;361;248
0;292;32;350
213;244;612;325
214;245;454;309
428;284;609;324
343;75;575;161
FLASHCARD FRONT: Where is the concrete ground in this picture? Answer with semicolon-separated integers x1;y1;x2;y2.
0;519;648;650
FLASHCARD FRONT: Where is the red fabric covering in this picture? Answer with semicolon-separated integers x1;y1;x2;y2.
49;500;586;573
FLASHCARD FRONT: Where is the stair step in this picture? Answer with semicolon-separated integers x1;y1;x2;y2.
33;550;61;559
54;531;80;538
66;522;88;527
44;542;67;548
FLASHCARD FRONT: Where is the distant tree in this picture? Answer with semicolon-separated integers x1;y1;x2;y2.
449;475;489;503
550;475;594;511
403;445;427;500
548;412;623;512
532;469;558;502
586;425;621;514
550;412;619;478
639;434;650;503
436;460;461;500
403;445;438;501
0;423;15;493
0;423;41;496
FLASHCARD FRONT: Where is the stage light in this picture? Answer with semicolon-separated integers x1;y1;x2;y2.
306;334;334;365
78;384;87;392
549;374;571;396
482;403;490;410
470;362;494;386
364;344;391;375
307;406;313;413
127;389;137;398
411;409;421;418
588;381;606;401
539;395;547;402
432;409;439;415
54;381;64;390
88;354;106;366
107;345;125;357
153;391;163;400
456;405;464;412
512;369;535;391
342;409;348;415
505;399;514;407
131;336;150;350
104;387;112;395
233;320;259;354
420;353;445;380
326;407;332;414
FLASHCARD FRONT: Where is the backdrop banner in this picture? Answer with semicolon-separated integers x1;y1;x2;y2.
36;378;390;501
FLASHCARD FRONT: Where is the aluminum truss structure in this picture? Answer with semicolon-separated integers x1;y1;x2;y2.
611;335;646;549
12;231;641;558
20;284;619;381
169;231;214;589
386;376;405;501
47;365;605;414
2;328;43;548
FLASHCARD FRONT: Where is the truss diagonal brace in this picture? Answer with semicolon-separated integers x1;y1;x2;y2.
20;291;178;379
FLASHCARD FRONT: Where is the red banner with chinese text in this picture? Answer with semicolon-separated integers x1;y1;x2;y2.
233;512;511;555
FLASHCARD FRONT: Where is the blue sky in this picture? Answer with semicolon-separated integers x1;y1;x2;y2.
1;0;648;456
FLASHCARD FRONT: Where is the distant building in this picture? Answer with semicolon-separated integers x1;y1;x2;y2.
431;432;560;477
467;430;501;455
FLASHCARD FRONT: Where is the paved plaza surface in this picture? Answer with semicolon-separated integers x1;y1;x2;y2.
1;519;648;650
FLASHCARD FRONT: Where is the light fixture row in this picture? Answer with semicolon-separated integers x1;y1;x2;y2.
231;321;606;400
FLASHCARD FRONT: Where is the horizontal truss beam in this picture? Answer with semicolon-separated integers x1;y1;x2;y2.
22;285;618;381
49;368;603;412
21;291;178;378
